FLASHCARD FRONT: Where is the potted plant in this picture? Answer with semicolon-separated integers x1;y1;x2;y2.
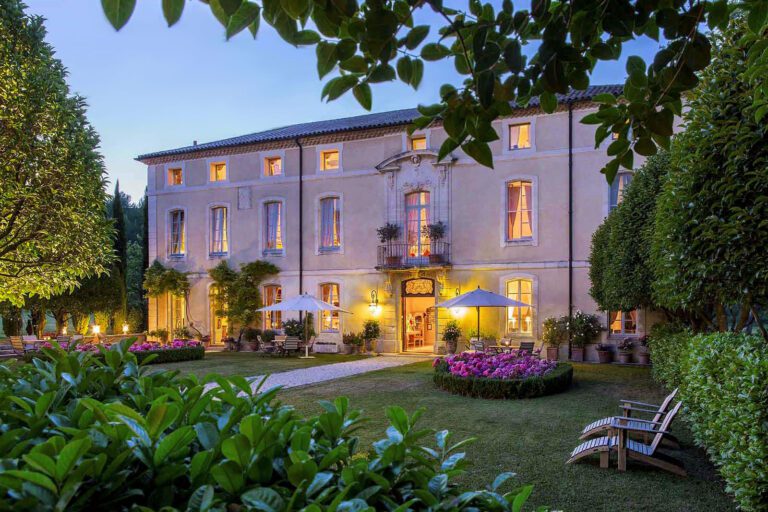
342;332;363;354
541;316;567;361
617;338;634;364
173;326;192;340
362;319;381;354
636;335;650;365
243;327;261;351
149;328;169;345
377;223;401;267
426;221;447;264
568;311;602;362
442;319;461;354
595;343;613;363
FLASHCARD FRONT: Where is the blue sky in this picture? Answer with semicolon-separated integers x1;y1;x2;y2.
24;1;662;200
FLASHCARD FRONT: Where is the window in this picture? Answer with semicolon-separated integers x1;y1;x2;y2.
506;278;533;335
405;191;430;258
209;162;227;182
167;167;183;186
610;172;633;210
319;197;341;251
168;210;185;257
210;206;228;256
410;135;427;151
263;285;282;330
506;180;533;241
320;150;339;171
263;201;283;253
609;310;637;335
509;123;531;150
320;283;340;332
169;294;186;331
264;156;282;177
611;132;620;140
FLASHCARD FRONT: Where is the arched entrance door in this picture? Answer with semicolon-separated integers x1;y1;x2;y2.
209;286;228;345
401;277;436;352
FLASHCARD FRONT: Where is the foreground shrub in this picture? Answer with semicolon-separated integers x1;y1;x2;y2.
22;339;204;365
434;356;573;399
0;339;548;511
649;330;768;511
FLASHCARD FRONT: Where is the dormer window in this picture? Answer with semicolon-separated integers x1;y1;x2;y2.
410;135;427;151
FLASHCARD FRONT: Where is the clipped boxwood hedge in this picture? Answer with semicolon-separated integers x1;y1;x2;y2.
433;361;573;399
23;345;205;365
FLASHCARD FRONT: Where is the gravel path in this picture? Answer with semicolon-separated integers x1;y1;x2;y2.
244;356;431;392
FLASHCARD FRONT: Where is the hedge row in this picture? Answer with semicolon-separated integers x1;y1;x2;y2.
433;362;573;399
23;345;205;365
648;329;768;511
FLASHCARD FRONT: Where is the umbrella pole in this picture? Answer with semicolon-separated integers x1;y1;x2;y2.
476;306;480;347
300;309;315;359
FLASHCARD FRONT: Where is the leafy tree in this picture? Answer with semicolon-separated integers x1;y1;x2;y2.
0;1;112;304
651;19;768;338
589;152;669;312
111;181;128;280
101;0;766;182
0;302;22;337
126;240;145;328
209;260;279;342
143;260;190;298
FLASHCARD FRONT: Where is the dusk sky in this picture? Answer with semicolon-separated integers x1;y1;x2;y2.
25;1;662;200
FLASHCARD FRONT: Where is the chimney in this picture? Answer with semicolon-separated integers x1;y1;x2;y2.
193;140;198;146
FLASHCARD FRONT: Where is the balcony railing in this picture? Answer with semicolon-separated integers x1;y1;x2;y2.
376;242;450;270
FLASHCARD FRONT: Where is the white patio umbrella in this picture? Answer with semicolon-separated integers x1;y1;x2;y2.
433;286;530;347
257;293;351;358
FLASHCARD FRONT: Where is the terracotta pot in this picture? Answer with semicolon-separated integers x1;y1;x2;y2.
341;344;353;355
571;347;584;362
546;346;559;361
597;350;613;364
446;340;457;355
618;351;633;364
637;352;651;365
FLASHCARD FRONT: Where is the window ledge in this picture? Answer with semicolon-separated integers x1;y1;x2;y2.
262;249;285;257
209;252;228;258
503;238;535;246
318;247;342;254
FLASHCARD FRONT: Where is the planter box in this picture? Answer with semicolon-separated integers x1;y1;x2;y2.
618;351;633;364
571;347;584;362
597;350;613;363
314;343;338;354
546;346;559;361
637;351;651;365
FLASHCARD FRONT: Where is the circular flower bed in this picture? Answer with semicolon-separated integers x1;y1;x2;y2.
433;351;573;399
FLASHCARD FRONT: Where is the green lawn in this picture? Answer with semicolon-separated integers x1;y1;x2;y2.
154;352;370;379
278;362;733;512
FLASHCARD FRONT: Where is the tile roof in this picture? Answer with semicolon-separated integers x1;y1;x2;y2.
137;84;622;161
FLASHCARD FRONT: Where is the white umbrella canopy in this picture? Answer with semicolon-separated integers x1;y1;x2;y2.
433;287;530;346
257;293;351;314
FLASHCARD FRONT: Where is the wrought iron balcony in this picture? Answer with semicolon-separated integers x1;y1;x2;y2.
376;242;450;270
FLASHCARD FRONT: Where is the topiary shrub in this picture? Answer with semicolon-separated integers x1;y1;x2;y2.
0;339;546;511
649;330;768;511
433;359;573;399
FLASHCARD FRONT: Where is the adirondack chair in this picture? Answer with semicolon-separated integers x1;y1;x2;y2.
581;388;680;448
10;336;36;354
567;401;685;476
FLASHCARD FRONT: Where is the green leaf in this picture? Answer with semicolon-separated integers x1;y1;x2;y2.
352;83;372;110
146;402;179;440
512;484;534;512
417;103;445;117
462;140;494;168
593;93;616;105
1;470;57;493
339;55;367;73
307;471;334;496
187;485;215;512
707;0;729;30
316;41;337;78
220;0;244;15
396;57;413;84
368;64;395;83
503;40;523;72
625;56;646;77
405;26;430;50
294;30;321;45
421;43;452;61
748;0;768;33
101;0;136;30
211;461;244;494
195;422;220;450
322;75;358;101
162;0;185;26
634;137;657;156
222;434;251;467
227;1;261;40
607;138;630;156
410;59;424;89
154;427;196;466
55;438;92;483
241;487;285;511
539;91;557;113
281;0;310;20
209;0;231;26
22;453;56;478
647;108;674;137
287;458;318;486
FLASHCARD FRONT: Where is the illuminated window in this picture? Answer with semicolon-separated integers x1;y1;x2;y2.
263;201;283;253
320;283;340;332
209;162;227;182
319;197;341;251
506;180;533;241
167;167;183;186
405;191;430;258
506;278;533;335
263;285;282;330
210;206;228;256
509;123;531;150
320;150;339;171
168;210;185;257
609;310;637;335
410;135;427;151
610;172;633;211
264;156;282;177
169;294;186;331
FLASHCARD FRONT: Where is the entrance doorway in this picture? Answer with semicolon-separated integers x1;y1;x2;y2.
209;286;228;345
401;278;436;352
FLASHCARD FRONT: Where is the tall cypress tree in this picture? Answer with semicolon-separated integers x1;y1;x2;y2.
112;181;127;279
141;190;149;330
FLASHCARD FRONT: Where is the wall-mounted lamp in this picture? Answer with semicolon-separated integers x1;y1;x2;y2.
368;290;381;316
450;288;467;318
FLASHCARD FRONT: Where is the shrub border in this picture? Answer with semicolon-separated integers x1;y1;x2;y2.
22;345;205;365
433;361;573;399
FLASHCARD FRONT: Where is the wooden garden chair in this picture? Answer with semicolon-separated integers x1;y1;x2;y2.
10;336;36;354
281;337;301;356
518;341;535;353
581;388;680;447
567;401;685;476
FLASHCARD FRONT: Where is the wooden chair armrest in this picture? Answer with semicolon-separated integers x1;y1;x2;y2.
611;422;670;435
620;399;661;408
613;417;663;425
620;405;666;415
